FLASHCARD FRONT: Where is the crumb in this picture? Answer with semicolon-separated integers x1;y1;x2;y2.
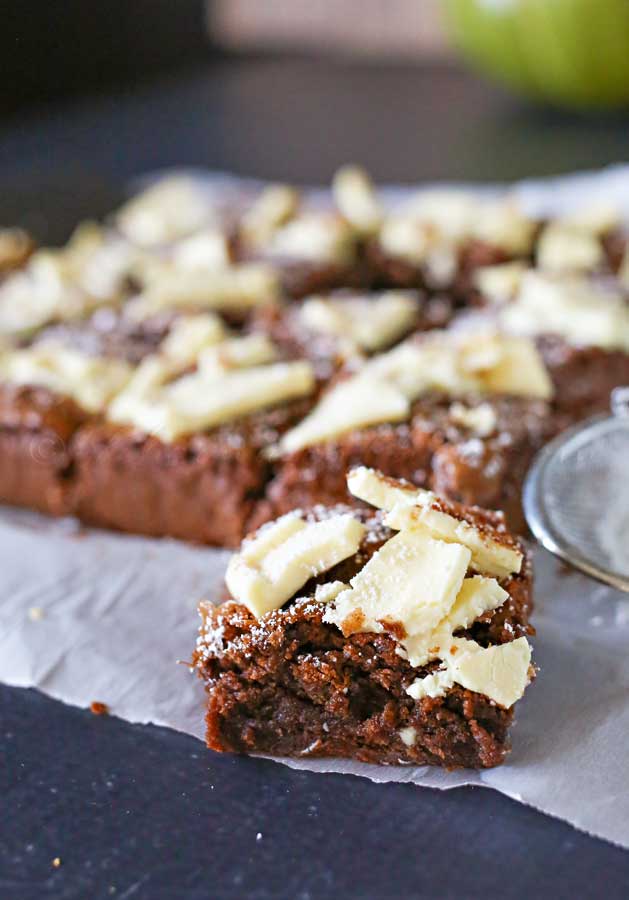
52;857;62;868
90;701;109;716
256;833;262;842
28;606;44;621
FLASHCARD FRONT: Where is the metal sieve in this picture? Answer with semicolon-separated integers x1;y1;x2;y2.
524;387;629;593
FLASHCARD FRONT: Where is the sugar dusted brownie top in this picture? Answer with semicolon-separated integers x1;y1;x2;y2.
194;468;534;768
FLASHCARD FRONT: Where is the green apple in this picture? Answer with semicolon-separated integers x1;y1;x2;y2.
445;0;629;108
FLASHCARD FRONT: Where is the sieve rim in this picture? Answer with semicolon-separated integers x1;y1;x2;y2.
524;414;629;594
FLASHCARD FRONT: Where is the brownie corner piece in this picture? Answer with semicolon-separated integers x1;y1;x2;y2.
0;384;88;516
194;469;535;769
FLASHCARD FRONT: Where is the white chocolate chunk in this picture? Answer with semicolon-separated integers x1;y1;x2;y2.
501;271;629;352
348;467;522;578
323;530;471;638
473;335;554;400
240;185;300;246
0;344;131;412
378;217;433;265
276;375;409;455
446;636;531;708
299;291;420;352
406;636;531;708
265;215;356;264
406;668;454;700
226;514;365;618
197;334;277;376
126;263;280;320
172;229;231;270
401;575;509;668
347;466;421;513
241;512;306;565
160;314;226;364
537;223;604;272
448;402;497;437
332;165;382;235
116;177;212;246
399;726;417;747
385;504;522;579
109;360;315;441
473;201;536;255
361;337;482;398
401;190;477;242
446;575;509;632
474;261;528;305
0;225;135;337
560;204;620;235
314;581;348;604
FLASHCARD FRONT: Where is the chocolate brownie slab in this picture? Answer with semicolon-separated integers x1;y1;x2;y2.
194;469;534;768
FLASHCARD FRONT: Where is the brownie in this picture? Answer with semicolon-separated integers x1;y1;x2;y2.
71;398;313;548
253;394;552;535
537;334;629;422
0;384;88;515
194;500;534;768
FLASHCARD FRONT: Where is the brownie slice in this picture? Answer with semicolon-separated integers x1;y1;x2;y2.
0;384;88;515
253;394;552;535
194;476;534;768
71;398;313;548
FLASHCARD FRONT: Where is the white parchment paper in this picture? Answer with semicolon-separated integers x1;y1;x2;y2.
3;165;629;848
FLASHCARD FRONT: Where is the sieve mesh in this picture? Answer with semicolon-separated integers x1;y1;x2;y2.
524;411;629;592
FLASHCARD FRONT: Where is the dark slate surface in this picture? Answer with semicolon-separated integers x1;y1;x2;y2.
2;55;629;899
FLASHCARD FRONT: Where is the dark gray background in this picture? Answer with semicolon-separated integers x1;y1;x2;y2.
2;52;629;899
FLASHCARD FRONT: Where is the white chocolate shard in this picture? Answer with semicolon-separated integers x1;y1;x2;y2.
347;466;420;513
116;177;212;246
501;271;629;352
401;575;509;668
448;402;497;437
108;359;315;442
446;636;531;708
406;669;454;701
385;504;522;579
537;223;604;273
0;343;131;413
560;204;620;235
474;261;528;305
160;314;226;365
472;201;536;255
314;581;348;604
197;334;277;377
470;334;554;400
348;467;522;578
378;217;433;265
126;263;280;320
399;726;417;747
276;375;409;455
299;291;420;352
323;530;471;638
264;214;356;265
240;185;300;247
172;229;231;270
332;165;383;235
226;513;365;618
406;636;531;708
